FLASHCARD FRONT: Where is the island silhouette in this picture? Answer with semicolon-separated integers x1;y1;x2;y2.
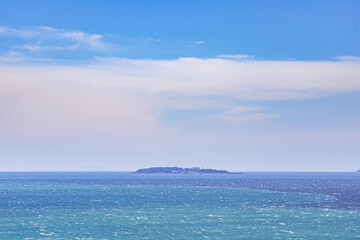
132;167;241;174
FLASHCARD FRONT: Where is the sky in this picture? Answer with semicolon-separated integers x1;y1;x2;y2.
0;0;360;171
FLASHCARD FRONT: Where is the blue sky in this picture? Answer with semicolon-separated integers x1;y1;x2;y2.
0;0;359;171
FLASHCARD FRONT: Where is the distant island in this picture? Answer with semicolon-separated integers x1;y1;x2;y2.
357;169;360;173
132;167;241;174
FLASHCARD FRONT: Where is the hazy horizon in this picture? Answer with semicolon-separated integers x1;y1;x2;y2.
0;170;359;173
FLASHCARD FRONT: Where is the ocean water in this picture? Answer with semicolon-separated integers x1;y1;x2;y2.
0;172;359;239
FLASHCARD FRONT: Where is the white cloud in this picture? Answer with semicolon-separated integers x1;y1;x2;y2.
177;40;205;45
224;106;260;115
141;37;161;42
93;57;360;98
335;56;360;62
194;41;205;45
216;54;255;60
0;57;360;136
215;105;274;124
216;113;280;123
16;41;64;51
0;25;105;50
0;51;25;62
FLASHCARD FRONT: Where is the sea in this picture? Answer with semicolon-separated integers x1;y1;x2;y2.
0;172;359;239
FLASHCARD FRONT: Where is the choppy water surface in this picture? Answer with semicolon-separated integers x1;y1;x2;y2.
0;172;359;239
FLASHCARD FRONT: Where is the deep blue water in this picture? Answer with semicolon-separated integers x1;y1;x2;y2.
0;172;359;239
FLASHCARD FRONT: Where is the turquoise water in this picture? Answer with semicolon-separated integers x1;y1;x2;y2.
0;177;359;239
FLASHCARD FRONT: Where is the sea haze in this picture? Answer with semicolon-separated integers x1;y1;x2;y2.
0;172;359;239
